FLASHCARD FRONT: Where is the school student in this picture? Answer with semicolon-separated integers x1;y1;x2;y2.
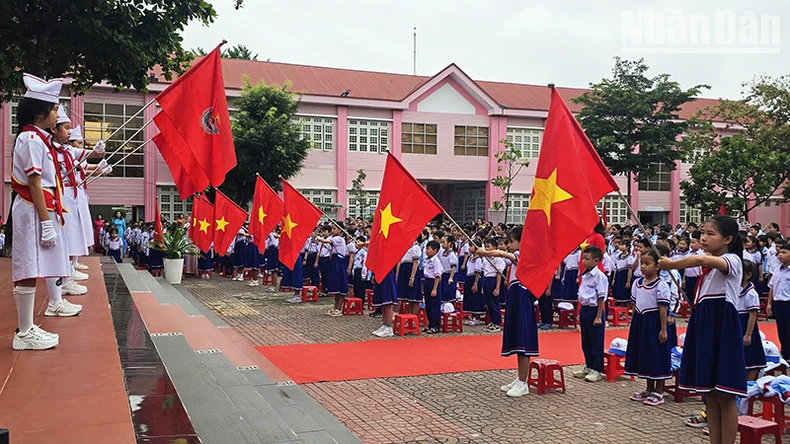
463;241;485;325
315;223;349;317
422;240;443;334
351;237;369;305
560;248;580;301
683;232;704;299
198;244;214;279
439;236;458;303
481;238;506;333
574;246;608;383
316;226;332;295
659;215;746;444
767;244;790;360
371;266;398;338
284;240;306;303
108;230;123;263
625;248;671;406
613;240;634;303
396;237;422;315
739;259;766;381
65;125;100;274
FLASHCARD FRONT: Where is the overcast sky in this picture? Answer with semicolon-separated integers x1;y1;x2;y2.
182;0;788;100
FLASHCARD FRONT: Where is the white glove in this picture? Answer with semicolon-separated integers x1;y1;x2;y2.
93;140;106;155
40;220;57;248
102;166;113;175
98;159;109;170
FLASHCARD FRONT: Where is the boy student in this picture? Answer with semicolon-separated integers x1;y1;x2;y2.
422;240;443;334
573;246;609;382
767;244;790;360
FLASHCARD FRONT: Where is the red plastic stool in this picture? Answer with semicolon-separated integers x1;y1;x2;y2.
262;273;275;285
662;370;702;403
440;312;463;333
534;304;541;324
553;307;577;329
301;286;319;303
738;415;781;444
342;297;364;316
365;289;374;310
527;359;566;395
418;307;428;327
608;301;629;327
398;300;410;314
677;300;691;319
747;395;788;435
393;314;420;336
454;301;471;321
603;352;627;382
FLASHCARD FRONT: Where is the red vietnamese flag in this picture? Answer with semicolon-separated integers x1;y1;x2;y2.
154;44;236;190
719;202;727;215
279;179;323;270
192;195;215;253
516;88;619;296
153;127;207;200
154;197;163;243
212;190;248;254
367;154;443;283
249;176;283;254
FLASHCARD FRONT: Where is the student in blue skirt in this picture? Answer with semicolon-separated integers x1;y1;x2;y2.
480;238;506;333
422;240;443;334
314;223;349;317
198;244;213;279
625;247;671;406
478;227;538;397
560;248;580;301
682;232;704;299
396;237;422;315
612;239;634;304
230;230;246;281
303;230;320;287
659;215;746;444
739;259;766;381
351;236;369;306
284;241;306;303
316;226;332;295
439;235;458;304
497;238;511;308
244;233;260;284
371;267;398;338
463;240;485;326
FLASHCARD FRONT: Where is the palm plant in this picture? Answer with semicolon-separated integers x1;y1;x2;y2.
149;227;197;259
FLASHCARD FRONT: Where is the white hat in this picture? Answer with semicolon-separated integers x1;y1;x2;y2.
607;338;627;356
763;340;781;363
69;125;83;141
56;107;70;125
440;302;455;314
23;73;63;104
557;302;574;311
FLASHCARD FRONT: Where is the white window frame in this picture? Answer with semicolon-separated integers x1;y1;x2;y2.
84;101;145;178
292;116;335;151
158;186;193;224
506;193;531;224
299;189;338;219
506;128;542;158
638;163;672;192
453;125;490;157
679;200;703;225
596;195;629;225
348;119;389;153
347;190;380;220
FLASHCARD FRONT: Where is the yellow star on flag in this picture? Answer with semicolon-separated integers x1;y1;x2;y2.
215;216;229;232
580;240;590;250
529;168;573;226
282;213;298;238
378;203;403;238
198;218;211;233
258;206;266;225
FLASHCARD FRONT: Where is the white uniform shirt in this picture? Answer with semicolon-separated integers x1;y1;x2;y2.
743;250;762;267
563;250;580;271
685;249;704;277
696;253;743;308
401;244;421;264
660;269;682;310
633;253;643;278
578;267;609;307
329;236;347;257
12;128;59;189
481;256;505;278
108;238;123;251
507;251;520;286
423;254;442;279
766;244;780;275
439;249;458;275
602;252;614;275
347;241;357;256
353;247;367;270
466;255;482;277
769;265;790;302
671;249;690;261
737;282;760;313
631;277;671;313
267;233;279;248
318;238;331;258
614;252;634;271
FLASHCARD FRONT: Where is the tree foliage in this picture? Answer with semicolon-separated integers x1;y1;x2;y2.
680;76;790;219
0;0;243;102
192;44;258;60
219;80;310;206
572;57;708;200
350;169;368;220
491;140;529;223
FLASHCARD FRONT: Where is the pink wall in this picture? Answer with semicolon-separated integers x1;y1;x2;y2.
336;106;348;219
408;77;488;116
143;94;157;220
391;110;402;159
290;149;337;189
87;177;145;205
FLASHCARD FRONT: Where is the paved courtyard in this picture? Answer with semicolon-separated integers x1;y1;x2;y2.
181;276;764;444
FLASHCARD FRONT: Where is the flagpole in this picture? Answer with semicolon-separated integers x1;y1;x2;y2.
614;190;690;304
442;211;501;271
81;135;154;187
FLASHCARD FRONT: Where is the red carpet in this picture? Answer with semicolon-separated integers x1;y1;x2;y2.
257;324;780;384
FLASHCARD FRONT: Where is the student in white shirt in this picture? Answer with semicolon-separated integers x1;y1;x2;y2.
573;246;609;383
767;244;790;360
422;240;443;334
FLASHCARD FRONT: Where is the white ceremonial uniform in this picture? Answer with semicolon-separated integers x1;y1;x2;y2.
11;128;70;281
57;143;90;257
75;158;94;248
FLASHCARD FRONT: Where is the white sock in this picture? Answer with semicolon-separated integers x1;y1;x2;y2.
46;278;62;306
14;286;36;333
517;379;527;387
72;257;79;268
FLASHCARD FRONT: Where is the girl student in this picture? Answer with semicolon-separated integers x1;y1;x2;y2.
108;229;123;263
612;238;635;304
283;239;306;303
626;247;672;406
559;248;580;301
396;236;422;315
314;222;349;317
439;235;458;304
316;225;332;296
371;265;398;338
463;240;485;326
244;233;261;286
478;227;538;398
64;125;99;273
480;238;506;333
743;235;764;292
682;231;704;300
739;259;766;381
197;243;214;279
265;228;280;276
456;235;469;285
497;238;511;307
659;215;746;444
231;229;247;281
627;239;650;290
351;236;369;305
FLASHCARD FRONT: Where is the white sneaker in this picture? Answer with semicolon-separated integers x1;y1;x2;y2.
501;378;520;392
62;280;88;295
71;270;89;281
572;367;591;378
29;325;59;341
74;262;89;271
584;370;603;382
379;326;394;338
372;325;386;336
247;280;261;287
328;309;343;317
506;382;530;397
44;300;82;317
13;326;59;350
286;295;302;303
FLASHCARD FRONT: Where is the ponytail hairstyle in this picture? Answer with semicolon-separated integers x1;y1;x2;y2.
707;215;744;258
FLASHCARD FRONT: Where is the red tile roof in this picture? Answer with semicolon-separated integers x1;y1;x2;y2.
152;58;720;121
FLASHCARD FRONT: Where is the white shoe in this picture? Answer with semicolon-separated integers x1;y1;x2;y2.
29;325;58;341
71;270;89;281
584;370;603;382
62;280;88;295
74;262;89;271
379;326;394;338
13;326;59;350
506;382;530;397
501;378;520;392
572;367;591;378
328;309;343;317
44;300;82;317
247;280;261;287
372;325;386;336
286;295;302;303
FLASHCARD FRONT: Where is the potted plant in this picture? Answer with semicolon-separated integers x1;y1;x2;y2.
149;227;197;285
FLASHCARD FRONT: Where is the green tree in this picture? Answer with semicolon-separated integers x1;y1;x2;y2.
490;140;529;223
219;79;310;206
350;169;368;219
572;57;708;205
192;44;258;60
0;0;243;101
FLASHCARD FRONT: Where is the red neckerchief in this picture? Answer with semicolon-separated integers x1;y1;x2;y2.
20;125;65;222
55;143;78;197
693;266;712;306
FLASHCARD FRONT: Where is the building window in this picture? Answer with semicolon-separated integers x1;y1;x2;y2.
291;116;334;151
348;120;389;153
506;194;531;225
596;195;629;225
454;126;489;156
401;123;437;154
506;128;542;158
158;186;193;224
638;163;671;191
679;200;703;225
84;102;144;178
347;191;380;220
299;189;338;219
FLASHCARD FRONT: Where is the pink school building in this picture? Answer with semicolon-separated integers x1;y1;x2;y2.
1;59;787;232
